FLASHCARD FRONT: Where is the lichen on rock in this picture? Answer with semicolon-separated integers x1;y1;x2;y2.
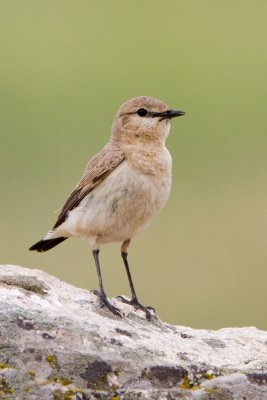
0;264;267;400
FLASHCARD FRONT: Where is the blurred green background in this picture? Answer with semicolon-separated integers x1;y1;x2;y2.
1;1;266;330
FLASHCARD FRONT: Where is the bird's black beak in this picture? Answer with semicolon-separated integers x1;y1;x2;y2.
152;109;185;120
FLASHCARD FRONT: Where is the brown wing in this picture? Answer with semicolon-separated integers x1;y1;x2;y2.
53;142;125;229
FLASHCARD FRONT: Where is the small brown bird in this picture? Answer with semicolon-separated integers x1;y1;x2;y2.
29;96;185;319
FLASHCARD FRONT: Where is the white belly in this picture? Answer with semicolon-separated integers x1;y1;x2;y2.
55;161;171;247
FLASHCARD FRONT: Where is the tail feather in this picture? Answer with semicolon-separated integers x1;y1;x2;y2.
29;237;67;252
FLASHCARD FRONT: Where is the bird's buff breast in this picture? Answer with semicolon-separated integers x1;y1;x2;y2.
63;161;171;244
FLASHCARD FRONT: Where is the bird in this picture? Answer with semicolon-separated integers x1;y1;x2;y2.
29;96;185;319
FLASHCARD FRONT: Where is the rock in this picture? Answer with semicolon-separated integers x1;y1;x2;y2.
0;264;266;400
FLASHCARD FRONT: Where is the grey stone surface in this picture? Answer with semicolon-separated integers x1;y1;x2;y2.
0;264;266;399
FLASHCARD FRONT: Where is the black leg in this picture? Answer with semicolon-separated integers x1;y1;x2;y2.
121;251;138;302
117;243;155;320
92;249;121;318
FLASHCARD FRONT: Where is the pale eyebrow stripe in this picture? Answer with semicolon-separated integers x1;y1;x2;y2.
119;110;156;117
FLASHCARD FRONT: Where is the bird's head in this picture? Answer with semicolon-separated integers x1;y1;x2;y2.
111;96;185;145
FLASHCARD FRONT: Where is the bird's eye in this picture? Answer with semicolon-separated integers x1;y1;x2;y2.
137;108;148;117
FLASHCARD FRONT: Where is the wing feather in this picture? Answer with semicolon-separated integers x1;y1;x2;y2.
53;142;125;229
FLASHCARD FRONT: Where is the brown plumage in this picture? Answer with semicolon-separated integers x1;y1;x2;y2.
54;143;125;229
29;96;185;318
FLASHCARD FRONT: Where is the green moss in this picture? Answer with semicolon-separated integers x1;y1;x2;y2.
205;388;216;393
61;378;71;386
204;387;233;399
53;389;77;400
53;390;63;400
179;376;192;389
53;376;71;386
202;372;214;380
0;364;8;369
179;376;201;390
64;389;74;399
141;368;151;380
46;355;58;369
0;378;13;395
28;370;36;377
39;379;50;385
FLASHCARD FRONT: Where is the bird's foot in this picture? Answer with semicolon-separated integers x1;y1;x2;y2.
116;295;155;321
91;290;122;318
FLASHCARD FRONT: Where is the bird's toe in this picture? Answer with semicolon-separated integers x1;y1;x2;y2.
116;296;155;321
100;295;122;318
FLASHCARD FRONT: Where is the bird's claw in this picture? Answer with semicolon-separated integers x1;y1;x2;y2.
116;295;155;321
91;290;122;318
100;297;122;318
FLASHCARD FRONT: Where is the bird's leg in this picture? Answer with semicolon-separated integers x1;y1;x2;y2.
92;249;121;318
117;240;155;320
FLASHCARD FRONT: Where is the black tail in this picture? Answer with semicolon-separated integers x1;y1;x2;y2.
29;237;67;252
